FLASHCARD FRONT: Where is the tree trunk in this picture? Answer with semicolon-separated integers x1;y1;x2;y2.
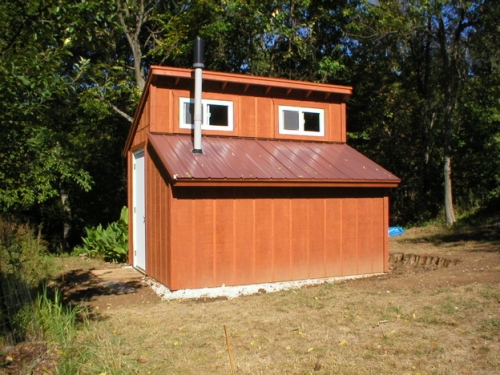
60;185;72;253
437;13;463;226
443;154;456;225
443;95;457;226
116;0;148;91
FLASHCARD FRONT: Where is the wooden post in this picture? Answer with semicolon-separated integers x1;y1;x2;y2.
224;325;236;375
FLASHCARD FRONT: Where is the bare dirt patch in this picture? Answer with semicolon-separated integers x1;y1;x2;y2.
56;226;500;311
52;265;160;312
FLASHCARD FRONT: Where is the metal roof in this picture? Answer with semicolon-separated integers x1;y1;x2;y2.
148;133;400;187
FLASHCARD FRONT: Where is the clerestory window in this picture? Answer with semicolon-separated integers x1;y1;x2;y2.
278;106;324;136
180;98;234;131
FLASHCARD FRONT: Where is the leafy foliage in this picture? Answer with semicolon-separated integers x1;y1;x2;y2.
73;207;128;263
0;0;95;211
0;0;499;248
345;0;500;224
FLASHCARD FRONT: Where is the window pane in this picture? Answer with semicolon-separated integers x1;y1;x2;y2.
208;104;228;126
283;110;300;131
303;112;320;132
184;102;194;124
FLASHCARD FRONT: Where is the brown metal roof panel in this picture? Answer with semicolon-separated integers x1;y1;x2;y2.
148;133;400;184
237;139;296;179
198;137;293;179
304;143;357;179
150;134;276;180
329;144;397;181
159;134;232;179
257;140;341;180
201;139;259;178
259;139;327;179
149;134;204;178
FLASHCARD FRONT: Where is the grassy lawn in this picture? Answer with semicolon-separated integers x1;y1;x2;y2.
66;224;500;375
75;281;500;375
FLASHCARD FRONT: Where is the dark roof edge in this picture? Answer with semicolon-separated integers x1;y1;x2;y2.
150;66;353;98
171;179;400;188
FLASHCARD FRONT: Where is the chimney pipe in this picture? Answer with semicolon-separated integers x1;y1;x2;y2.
192;37;204;154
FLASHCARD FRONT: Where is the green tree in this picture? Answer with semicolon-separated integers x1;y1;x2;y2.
0;0;129;250
0;0;93;211
346;0;499;224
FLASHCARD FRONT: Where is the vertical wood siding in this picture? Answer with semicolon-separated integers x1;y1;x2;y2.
131;93;151;149
150;85;174;133
144;145;172;287
239;97;257;138
148;85;345;142
161;187;389;291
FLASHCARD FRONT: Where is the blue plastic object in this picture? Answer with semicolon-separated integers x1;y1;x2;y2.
388;226;405;237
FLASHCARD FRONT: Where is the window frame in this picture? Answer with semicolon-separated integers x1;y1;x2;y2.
179;97;234;131
278;105;325;137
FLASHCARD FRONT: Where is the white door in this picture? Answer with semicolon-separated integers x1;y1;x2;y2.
132;149;146;271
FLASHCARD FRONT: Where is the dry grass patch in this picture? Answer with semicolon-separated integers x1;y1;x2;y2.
54;224;500;374
73;281;500;375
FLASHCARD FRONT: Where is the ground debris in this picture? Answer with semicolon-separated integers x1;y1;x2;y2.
99;281;136;295
0;342;58;375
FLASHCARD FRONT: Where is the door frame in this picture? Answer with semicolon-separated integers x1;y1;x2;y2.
132;149;146;271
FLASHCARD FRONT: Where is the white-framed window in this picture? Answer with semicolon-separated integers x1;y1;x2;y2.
180;98;234;131
278;106;325;136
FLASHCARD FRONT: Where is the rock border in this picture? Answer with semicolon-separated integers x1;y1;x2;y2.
390;252;461;269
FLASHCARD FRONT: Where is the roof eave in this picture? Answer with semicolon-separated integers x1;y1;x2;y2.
150;66;353;100
171;179;401;188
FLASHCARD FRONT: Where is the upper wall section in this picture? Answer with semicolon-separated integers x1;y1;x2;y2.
125;66;353;152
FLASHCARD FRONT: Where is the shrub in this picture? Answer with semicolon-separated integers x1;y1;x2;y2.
0;218;55;286
0;217;60;345
73;206;128;263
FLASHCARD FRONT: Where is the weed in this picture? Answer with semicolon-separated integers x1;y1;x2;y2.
16;287;84;345
439;299;460;315
480;285;500;303
480;317;500;340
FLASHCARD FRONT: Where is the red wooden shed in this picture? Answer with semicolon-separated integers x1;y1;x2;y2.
124;66;400;291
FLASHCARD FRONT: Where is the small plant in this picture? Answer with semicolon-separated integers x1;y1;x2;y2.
14;286;86;374
17;287;83;345
73;206;128;263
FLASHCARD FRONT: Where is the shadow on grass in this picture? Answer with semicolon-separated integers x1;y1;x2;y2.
398;197;500;253
51;269;147;311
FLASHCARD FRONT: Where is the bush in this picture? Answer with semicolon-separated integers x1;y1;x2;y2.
0;217;58;344
0;218;55;287
73;206;128;263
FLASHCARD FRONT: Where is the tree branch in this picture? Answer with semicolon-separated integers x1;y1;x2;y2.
109;103;134;123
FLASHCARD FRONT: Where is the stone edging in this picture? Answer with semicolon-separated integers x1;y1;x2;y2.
390;253;461;268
